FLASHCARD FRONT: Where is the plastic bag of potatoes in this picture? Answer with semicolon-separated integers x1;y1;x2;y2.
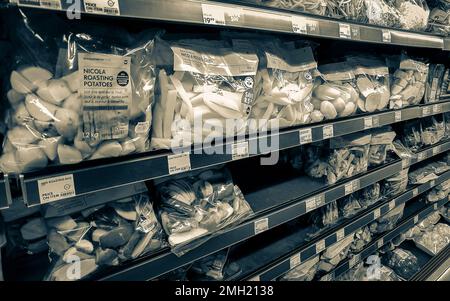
1;31;158;174
249;41;318;129
313;62;358;121
151;39;258;149
389;54;429;109
44;192;166;281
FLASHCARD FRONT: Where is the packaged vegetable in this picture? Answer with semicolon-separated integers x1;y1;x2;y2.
425;64;446;103
369;127;396;167
364;0;403;28
326;0;368;22
45;192;166;281
318;234;354;273
280;255;320;281
188;249;241;280
151;39;258;149
382;248;420;279
420;115;445;146
339;194;362;219
381;168;409;198
304;132;371;184
397;0;430;31
308;200;339;238
389;55;428;109
156;168;253;256
413;223;450;255
247;0;328;16
349;226;372;253
398;119;423;152
408;164;439;185
359;183;381;208
427;179;450;203
1;27;158;174
315;62;358;120
336;260;401;281
369;203;405;234
250;43;318;129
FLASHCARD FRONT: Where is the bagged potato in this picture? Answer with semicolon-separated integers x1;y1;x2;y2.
359;183;381;208
156;168;253;256
44;192;166;281
151;39;258;149
347;57;391;112
1;27;159;174
389;54;428;109
369;126;396;167
369;203;405;234
421;115;445;146
314;62;358;120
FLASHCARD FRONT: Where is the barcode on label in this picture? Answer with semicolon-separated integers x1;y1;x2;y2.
227;7;242;22
254;218;269;235
382;29;391;43
167;152;191;175
289;253;301;269
323;125;334;139
84;0;121;16
372;116;380;128
339;23;351;39
39;0;61;9
395;111;402;122
350;254;360;267
315;194;325;208
345;180;359;195
418;152;425;161
364;117;373;129
299;128;313;145
201;4;226;25
434;203;438;210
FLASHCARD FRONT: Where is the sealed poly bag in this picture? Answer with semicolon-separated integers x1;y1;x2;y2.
318;234;354;273
369;127;396;166
156;168;253;256
359;183;381;208
339;194;362;219
188;249;241;280
381;168;409;198
45;192;166;281
399;119;423;152
308;200;339;238
250;43;318;129
1;27;158;174
425;64;446;103
370;203;405;234
151;39;258;149
314;62;358;121
382;248;420;279
413;223;450;255
336;261;401;281
389;55;428;109
421;115;445;146
280;255;320;281
349;226;372;252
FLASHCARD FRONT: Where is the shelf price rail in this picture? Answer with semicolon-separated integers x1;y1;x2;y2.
0;174;11;209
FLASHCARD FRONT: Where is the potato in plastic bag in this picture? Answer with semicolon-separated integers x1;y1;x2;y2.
382;248;420;279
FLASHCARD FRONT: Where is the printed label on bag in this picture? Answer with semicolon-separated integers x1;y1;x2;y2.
316;240;326;253
323;124;334;139
79;52;131;142
167;152;191;175
201;4;226;25
336;229;345;241
232;141;249;160
339;23;351;39
38;174;76;204
289;253;301;269
254;218;269;235
299;128;313;145
84;0;120;15
382;30;391;43
395;111;402;122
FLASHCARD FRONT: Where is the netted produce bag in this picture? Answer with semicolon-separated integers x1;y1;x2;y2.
313;62;358;121
398;119;423;152
425;64;446;103
369;203;405;234
318;234;354;273
305;132;371;184
251;44;318;129
339;194;362;219
421;115;446;146
389;55;428;109
45;192;166;281
151;39;258;149
369;127;396;167
156;168;253;256
359;183;382;208
347;57;391;113
413;223;450;255
381;168;409;198
382;248;420;279
349;226;372;253
279;255;320;281
1;26;158;174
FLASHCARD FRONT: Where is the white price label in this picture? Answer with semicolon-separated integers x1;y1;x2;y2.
292;16;308;34
289;253;301;269
382;29;391;43
372;116;380;128
434;203;439;210
433;104;442;114
377;239;384;249
323;125;334;139
305;197;317;213
299;128;313;145
232;141;249;161
395;111;402;122
316;240;326;253
430;180;436;187
254;218;269;235
84;0;120;15
315;194;325;208
336;229;345;241
350;254;361;268
374;208;381;219
345;180;360;196
167;153;191;175
339;23;351;39
422;106;431;116
412;188;419;197
433;146;441;156
414;215;419;224
201;4;226;25
364;117;373;129
38;174;76;204
418;152;425;161
389;200;396;210
39;0;62;9
249;275;260;281
402;158;410;169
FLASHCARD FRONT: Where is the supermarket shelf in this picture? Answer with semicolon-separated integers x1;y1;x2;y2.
19;106;420;207
0;174;11;210
8;0;446;50
324;197;449;280
420;101;450;118
98;160;401;281
240;170;450;281
405;139;450;168
410;244;450;281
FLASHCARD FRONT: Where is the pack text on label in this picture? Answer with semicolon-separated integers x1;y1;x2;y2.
168;153;191;175
201;4;226;25
38;174;76;204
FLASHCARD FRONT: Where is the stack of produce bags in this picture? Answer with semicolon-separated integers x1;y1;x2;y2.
45;192;166;281
156;168;253;256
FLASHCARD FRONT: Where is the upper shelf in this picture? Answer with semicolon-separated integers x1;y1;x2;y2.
8;0;450;50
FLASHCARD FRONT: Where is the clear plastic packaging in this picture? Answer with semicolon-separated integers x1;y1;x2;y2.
247;0;328;16
314;62;358;121
365;0;403;28
399;120;423;152
308;201;339;238
188;249;241;280
45;192;166;281
1;28;158;174
359;183;382;208
305;132;371;184
425;64;446;103
421;115;446;146
326;0;368;22
339;194;362;219
369;127;396;167
413;223;450;255
389;55;428;109
156;168;253;256
318;234;354;273
349;226;372;253
280;255;320;281
151;39;258;149
445;112;450;139
382;248;420;279
347;57;391;113
408;165;439;185
250;43;318;129
427;179;450;203
369;203;405;234
336;261;401;281
381;168;409;198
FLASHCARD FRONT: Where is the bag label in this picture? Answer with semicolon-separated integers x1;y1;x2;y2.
38;174;76;204
79;52;131;142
